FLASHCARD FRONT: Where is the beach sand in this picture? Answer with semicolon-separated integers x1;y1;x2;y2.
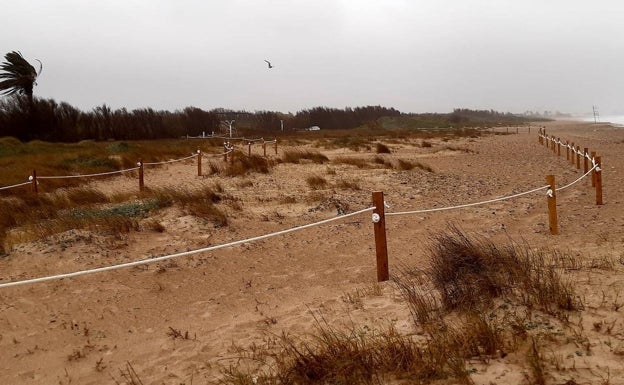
1;120;623;384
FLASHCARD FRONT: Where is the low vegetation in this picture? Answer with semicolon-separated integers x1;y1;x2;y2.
220;227;584;384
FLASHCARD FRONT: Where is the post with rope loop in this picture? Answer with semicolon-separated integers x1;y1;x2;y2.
138;159;144;191
274;139;278;155
224;143;228;163
372;191;389;282
591;151;597;187
197;149;202;177
31;169;38;194
262;141;267;157
552;137;556;153
570;143;575;165
566;141;570;160
557;138;561;156
595;156;603;205
576;146;581;169
583;148;589;174
546;175;558;235
248;142;252;157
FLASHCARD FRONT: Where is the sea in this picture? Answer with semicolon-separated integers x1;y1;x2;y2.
580;115;624;127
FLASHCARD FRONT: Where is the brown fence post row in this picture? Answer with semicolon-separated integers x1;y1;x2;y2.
31;169;38;193
372;191;389;282
138;159;144;192
595;156;603;205
197;149;202;177
583;148;589;174
546;175;558;235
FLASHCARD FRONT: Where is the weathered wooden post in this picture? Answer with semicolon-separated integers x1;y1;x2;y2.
546;175;558;235
595;156;603;205
570;143;575;165
248;142;252;157
262;141;267;157
583;148;589;174
138;159;144;191
557;138;561;156
197;149;202;176
566;141;570;160
591;151;597;187
224;143;228;162
576;146;581;169
274;140;278;155
372;191;389;282
31;169;38;193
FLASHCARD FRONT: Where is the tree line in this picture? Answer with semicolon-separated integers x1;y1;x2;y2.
1;51;541;142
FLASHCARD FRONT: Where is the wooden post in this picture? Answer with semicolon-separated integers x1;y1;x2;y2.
31;169;38;193
274;140;278;155
576;146;581;169
566;141;569;160
570;143;575;164
591;151;596;187
248;142;252;157
546;175;558;235
138;159;144;191
262;141;267;157
516;127;519;134
224;143;228;162
372;191;389;282
595;156;603;205
506;127;509;134
583;148;589;174
557;138;561;156
197;149;202;176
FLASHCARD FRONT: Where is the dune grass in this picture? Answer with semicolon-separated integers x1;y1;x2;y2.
220;227;583;385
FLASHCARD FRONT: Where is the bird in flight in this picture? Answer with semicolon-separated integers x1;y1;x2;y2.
264;60;274;69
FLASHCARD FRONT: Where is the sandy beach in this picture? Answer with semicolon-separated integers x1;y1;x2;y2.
1;120;624;384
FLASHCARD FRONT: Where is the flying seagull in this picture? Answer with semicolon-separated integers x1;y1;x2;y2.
264;60;274;69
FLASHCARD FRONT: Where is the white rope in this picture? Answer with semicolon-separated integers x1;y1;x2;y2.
143;153;198;166
37;167;141;180
555;164;597;192
0;207;375;289
203;149;234;158
386;185;550;217
0;180;32;191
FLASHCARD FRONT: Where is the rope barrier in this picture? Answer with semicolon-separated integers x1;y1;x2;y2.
36;167;141;180
556;164;597;192
143;153;198;166
386;184;550;217
0;207;375;289
0;180;32;191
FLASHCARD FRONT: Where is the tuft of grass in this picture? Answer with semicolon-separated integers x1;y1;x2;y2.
331;156;369;168
225;152;272;176
335;179;361;191
375;143;391;154
282;149;329;164
393;159;433;172
306;175;328;190
428;226;582;317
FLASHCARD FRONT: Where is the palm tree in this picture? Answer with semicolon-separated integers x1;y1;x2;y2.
0;51;43;105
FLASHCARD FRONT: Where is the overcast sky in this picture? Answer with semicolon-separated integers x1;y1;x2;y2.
3;0;623;115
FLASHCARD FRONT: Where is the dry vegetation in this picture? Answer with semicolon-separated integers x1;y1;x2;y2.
1;122;623;385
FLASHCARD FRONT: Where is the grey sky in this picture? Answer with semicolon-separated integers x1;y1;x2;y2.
3;0;623;115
